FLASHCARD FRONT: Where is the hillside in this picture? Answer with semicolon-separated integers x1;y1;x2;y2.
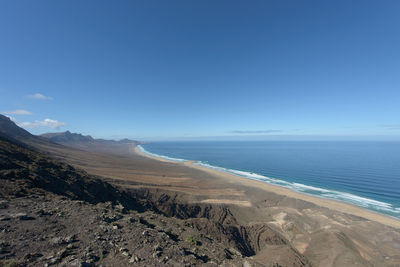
40;131;139;155
0;115;42;146
0;116;310;266
0;136;257;266
2;114;400;266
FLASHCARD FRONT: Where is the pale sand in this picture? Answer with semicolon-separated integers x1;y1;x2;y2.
199;199;252;207
135;146;400;229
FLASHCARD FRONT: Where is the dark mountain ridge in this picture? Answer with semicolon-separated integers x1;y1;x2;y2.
0;115;36;143
40;130;139;155
41;131;94;143
41;131;137;144
0;114;139;156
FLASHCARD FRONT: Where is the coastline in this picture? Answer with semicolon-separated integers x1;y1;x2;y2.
134;145;400;229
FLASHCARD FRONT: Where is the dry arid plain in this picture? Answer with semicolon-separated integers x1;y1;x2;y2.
1;115;400;266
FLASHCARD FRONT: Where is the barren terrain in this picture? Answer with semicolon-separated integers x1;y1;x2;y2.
1;115;400;266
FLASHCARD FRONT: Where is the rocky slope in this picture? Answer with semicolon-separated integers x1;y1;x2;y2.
0;134;310;267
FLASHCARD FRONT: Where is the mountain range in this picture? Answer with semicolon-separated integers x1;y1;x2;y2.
40;130;139;155
0;115;139;155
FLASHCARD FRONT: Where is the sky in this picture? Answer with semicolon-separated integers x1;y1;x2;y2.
1;0;400;140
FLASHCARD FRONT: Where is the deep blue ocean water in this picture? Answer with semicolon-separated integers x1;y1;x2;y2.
140;141;400;219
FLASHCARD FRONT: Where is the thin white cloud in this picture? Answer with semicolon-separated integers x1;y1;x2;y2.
381;124;400;130
2;109;32;115
18;118;66;130
26;93;53;100
230;130;283;134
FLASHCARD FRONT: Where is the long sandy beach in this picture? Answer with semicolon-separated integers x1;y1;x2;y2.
134;145;400;229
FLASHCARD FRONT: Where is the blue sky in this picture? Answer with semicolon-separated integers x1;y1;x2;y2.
1;0;399;140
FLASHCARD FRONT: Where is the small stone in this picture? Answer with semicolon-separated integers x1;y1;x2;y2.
24;252;43;261
153;251;162;258
163;256;169;263
12;212;35;220
87;253;100;262
179;249;187;256
102;214;123;223
122;251;130;257
50;257;59;264
64;235;76;244
57;248;69;259
50;237;62;245
92;215;102;222
38;209;53;216
112;225;119;230
115;203;127;213
80;261;94;267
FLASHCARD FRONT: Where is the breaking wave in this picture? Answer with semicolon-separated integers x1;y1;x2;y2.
138;145;187;162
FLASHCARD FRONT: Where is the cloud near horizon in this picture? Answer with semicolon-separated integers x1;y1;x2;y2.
18;118;66;129
26;93;53;100
230;130;283;134
380;124;400;130
2;109;32;115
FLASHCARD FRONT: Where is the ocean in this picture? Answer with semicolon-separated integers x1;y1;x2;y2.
139;141;400;219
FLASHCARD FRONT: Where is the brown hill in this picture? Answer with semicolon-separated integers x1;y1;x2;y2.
0;116;310;266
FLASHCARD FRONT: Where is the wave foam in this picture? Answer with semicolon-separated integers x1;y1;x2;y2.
195;162;400;217
137;145;187;162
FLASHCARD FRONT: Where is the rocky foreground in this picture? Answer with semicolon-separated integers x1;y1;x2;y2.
0;136;309;267
0;190;247;267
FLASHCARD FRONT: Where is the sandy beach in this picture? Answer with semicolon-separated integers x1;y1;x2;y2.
134;145;400;229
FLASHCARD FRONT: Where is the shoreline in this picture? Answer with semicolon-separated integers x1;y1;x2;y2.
134;145;400;229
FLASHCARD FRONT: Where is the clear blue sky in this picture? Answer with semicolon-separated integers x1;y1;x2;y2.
1;0;399;140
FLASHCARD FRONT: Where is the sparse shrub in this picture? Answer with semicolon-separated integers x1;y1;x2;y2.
186;236;201;246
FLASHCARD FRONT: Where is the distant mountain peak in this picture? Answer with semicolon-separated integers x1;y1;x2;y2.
41;131;94;142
